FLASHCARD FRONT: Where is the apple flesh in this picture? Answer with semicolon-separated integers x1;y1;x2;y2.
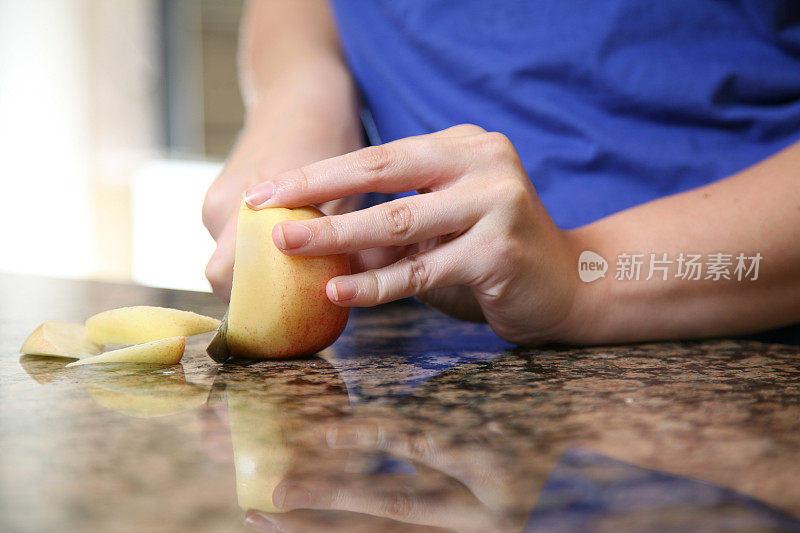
66;336;186;367
20;321;103;359
224;360;353;513
226;202;350;359
227;386;292;513
85;306;220;345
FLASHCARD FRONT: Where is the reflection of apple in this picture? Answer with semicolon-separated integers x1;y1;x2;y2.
19;355;71;384
66;336;185;367
20;321;102;358
76;364;190;391
77;364;211;418
226;202;350;360
85;384;209;418
227;387;293;513
222;358;352;513
85;306;219;344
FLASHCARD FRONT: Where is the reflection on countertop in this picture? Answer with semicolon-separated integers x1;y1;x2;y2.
1;274;799;532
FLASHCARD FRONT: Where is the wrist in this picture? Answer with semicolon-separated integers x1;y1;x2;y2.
552;227;616;345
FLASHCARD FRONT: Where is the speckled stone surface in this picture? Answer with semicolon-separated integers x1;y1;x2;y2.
1;274;799;532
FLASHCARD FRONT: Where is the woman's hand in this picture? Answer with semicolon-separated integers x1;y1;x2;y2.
243;125;588;346
201;66;363;299
243;413;539;533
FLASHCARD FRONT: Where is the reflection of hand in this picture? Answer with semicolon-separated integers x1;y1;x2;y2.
202;89;363;299
243;124;583;345
244;416;533;533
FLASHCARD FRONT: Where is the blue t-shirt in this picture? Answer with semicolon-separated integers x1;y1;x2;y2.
329;1;800;229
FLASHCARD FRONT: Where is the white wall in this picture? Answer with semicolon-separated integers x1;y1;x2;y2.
0;0;94;278
0;1;218;292
131;160;218;292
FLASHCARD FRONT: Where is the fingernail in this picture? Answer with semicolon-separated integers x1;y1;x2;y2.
243;511;277;532
273;483;312;509
330;280;358;302
244;182;274;208
275;223;311;250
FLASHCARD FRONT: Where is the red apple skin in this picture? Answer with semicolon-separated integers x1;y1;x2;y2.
227;204;350;359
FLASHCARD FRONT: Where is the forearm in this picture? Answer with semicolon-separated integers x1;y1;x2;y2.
239;0;350;108
228;60;360;177
567;140;800;344
232;57;363;219
236;0;360;160
203;0;361;239
237;0;359;139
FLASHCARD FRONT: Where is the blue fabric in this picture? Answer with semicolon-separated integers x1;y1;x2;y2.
329;1;800;229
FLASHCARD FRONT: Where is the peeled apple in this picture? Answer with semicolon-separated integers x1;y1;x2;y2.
223;202;350;360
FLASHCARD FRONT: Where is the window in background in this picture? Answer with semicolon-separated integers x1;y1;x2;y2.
0;0;245;292
161;0;244;159
0;1;98;279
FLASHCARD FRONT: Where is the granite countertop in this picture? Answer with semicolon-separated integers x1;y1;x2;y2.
1;274;799;532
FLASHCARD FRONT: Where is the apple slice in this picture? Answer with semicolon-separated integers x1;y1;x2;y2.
226;203;350;359
85;306;220;345
66;336;186;367
20;321;103;359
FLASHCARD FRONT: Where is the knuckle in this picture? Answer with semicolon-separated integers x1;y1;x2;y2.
201;185;226;233
404;255;431;293
279;165;312;197
483;130;512;147
382;202;415;240
368;269;386;303
473;226;518;273
496;178;530;207
375;426;394;451
383;489;416;520
204;259;226;291
492;240;524;271
478;131;515;159
450;123;486;136
408;433;436;460
317;216;343;248
471;466;500;493
204;262;218;285
204;254;221;280
360;145;396;179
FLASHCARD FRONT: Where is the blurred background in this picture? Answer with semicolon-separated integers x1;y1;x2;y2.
0;0;246;292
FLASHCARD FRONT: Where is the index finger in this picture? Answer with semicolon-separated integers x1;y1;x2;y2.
243;134;472;209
